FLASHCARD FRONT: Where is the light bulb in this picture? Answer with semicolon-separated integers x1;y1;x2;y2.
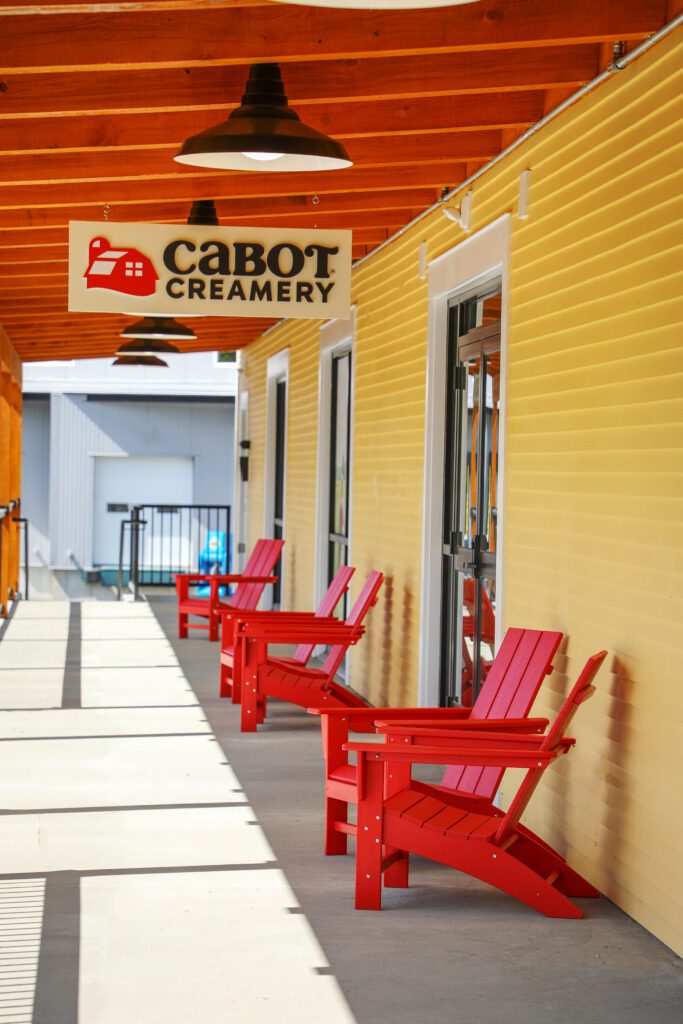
241;151;285;162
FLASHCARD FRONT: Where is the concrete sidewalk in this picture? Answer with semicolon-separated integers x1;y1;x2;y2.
149;594;682;1024
0;595;679;1024
0;599;355;1024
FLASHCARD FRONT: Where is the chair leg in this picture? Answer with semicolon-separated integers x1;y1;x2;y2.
219;662;232;699
383;851;409;888
355;760;385;910
256;695;267;725
240;680;258;732
382;760;410;886
178;612;188;639
432;835;586;918
513;827;600;899
324;797;349;855
231;678;242;704
209;612;219;642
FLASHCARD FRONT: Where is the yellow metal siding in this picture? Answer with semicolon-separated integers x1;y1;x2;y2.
502;29;683;955
240;28;683;952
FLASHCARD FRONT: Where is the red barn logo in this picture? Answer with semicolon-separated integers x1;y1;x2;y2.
84;236;158;296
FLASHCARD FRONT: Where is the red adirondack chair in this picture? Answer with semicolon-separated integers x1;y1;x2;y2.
236;570;384;732
348;650;607;916
175;538;283;642
311;627;563;855
219;565;355;701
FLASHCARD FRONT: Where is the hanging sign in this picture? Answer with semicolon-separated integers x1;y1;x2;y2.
68;221;352;320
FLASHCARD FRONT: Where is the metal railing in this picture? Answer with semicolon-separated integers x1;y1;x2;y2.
0;502;27;605
13;516;29;600
117;503;231;600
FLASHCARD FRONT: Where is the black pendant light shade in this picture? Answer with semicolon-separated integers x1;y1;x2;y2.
116;338;180;358
120;316;197;341
186;199;220;225
174;63;352;172
112;355;169;367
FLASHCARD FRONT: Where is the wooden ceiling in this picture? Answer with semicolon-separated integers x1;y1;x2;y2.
0;0;675;362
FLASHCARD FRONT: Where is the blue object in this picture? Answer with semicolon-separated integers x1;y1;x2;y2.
194;531;228;598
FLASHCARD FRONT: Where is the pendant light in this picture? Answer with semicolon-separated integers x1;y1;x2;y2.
120;316;197;342
174;63;352;173
187;198;220;225
112;355;169;368
115;338;179;358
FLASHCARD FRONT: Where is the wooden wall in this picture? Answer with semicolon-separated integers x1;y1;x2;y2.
0;327;22;614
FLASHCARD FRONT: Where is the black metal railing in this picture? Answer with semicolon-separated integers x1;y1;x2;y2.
117;503;231;600
13;516;29;600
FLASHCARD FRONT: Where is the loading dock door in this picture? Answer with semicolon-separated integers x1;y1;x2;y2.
93;455;193;567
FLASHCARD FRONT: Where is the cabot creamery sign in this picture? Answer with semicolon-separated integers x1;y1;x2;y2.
68;221;352;320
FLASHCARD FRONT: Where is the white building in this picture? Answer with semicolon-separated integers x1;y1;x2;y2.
22;353;236;598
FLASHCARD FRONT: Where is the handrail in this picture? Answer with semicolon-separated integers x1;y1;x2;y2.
12;517;29;600
116;502;231;600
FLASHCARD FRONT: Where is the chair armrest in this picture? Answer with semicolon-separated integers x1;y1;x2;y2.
307;706;472;725
237;621;363;644
217;574;278;585
178;573;278;586
346;740;559;769
232;611;339;624
376;717;549;737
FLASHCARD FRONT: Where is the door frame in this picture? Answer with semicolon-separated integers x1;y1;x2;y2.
235;382;249;571
418;215;511;707
264;348;289;609
314;309;356;608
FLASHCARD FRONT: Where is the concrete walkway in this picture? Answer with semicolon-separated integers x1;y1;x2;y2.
0;600;354;1024
0;596;680;1024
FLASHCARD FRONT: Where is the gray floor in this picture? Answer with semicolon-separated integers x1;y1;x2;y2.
149;595;682;1024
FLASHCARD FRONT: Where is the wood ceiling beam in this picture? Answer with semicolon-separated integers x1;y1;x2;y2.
0;209;412;248
0;1;270;13
14;337;266;354
0;186;440;226
0;165;459;213
0;131;501;185
0;91;541;154
0;1;661;73
0;46;598;118
0;225;391;263
5;313;272;330
8;322;271;339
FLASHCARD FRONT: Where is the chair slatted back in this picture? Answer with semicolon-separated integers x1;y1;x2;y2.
321;571;384;677
294;565;355;664
441;628;563;797
494;650;607;845
229;538;284;611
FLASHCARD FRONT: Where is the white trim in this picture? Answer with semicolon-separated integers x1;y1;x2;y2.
235;382;249;571
314;310;356;602
418;215;511;707
264;349;289;608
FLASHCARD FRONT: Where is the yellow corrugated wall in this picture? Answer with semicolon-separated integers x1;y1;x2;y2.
239;27;683;953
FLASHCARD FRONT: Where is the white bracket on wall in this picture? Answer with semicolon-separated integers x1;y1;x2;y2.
418;242;428;280
518;169;532;219
441;190;473;232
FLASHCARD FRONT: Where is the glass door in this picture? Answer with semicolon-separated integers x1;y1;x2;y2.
271;377;286;608
440;285;501;706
